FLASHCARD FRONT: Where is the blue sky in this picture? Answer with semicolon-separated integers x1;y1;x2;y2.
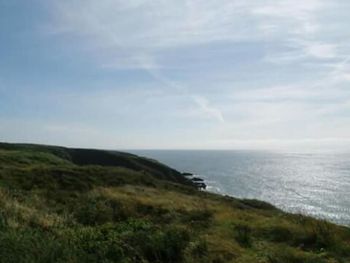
1;0;350;151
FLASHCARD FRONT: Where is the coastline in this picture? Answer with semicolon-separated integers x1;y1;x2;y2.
131;149;350;227
0;142;349;262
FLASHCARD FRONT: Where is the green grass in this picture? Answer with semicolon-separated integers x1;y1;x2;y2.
0;143;349;262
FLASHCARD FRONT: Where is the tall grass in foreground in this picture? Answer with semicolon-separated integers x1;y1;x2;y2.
0;144;350;262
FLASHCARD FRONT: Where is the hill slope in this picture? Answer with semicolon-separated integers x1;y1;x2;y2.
0;143;349;263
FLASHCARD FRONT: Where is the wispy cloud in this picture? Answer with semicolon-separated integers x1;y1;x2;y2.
47;0;350;77
192;96;225;123
3;0;347;150
302;41;338;59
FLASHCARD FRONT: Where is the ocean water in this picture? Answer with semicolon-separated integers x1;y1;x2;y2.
131;150;350;226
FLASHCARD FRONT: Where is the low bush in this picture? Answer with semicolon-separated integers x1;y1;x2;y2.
0;228;76;263
239;199;277;210
233;223;252;247
180;209;213;228
73;195;127;225
266;245;327;263
144;227;190;262
188;238;209;260
258;225;293;243
291;220;336;251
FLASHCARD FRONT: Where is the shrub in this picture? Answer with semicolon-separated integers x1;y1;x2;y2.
145;227;190;262
0;212;7;229
233;223;252;247
122;225;190;262
0;228;77;263
65;226;127;262
180;209;213;228
74;196;127;225
266;246;327;263
295;221;336;251
189;239;209;259
240;199;277;210
312;221;334;249
135;203;169;219
259;225;292;243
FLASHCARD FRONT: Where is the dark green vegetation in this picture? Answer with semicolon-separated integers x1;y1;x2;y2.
0;142;349;263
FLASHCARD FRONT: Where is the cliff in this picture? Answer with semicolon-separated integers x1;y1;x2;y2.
0;143;349;262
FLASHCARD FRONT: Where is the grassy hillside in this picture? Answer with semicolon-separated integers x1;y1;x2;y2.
0;143;349;263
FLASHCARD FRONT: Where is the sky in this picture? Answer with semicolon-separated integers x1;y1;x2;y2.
1;0;350;151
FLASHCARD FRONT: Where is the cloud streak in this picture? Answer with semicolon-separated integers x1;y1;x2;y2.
192;96;225;123
1;0;348;150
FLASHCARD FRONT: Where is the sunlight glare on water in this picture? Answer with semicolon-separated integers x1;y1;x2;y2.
131;150;350;226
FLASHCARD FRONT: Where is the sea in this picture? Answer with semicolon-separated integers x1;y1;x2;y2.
130;150;350;226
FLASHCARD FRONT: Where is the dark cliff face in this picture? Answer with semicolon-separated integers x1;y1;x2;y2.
0;142;195;187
